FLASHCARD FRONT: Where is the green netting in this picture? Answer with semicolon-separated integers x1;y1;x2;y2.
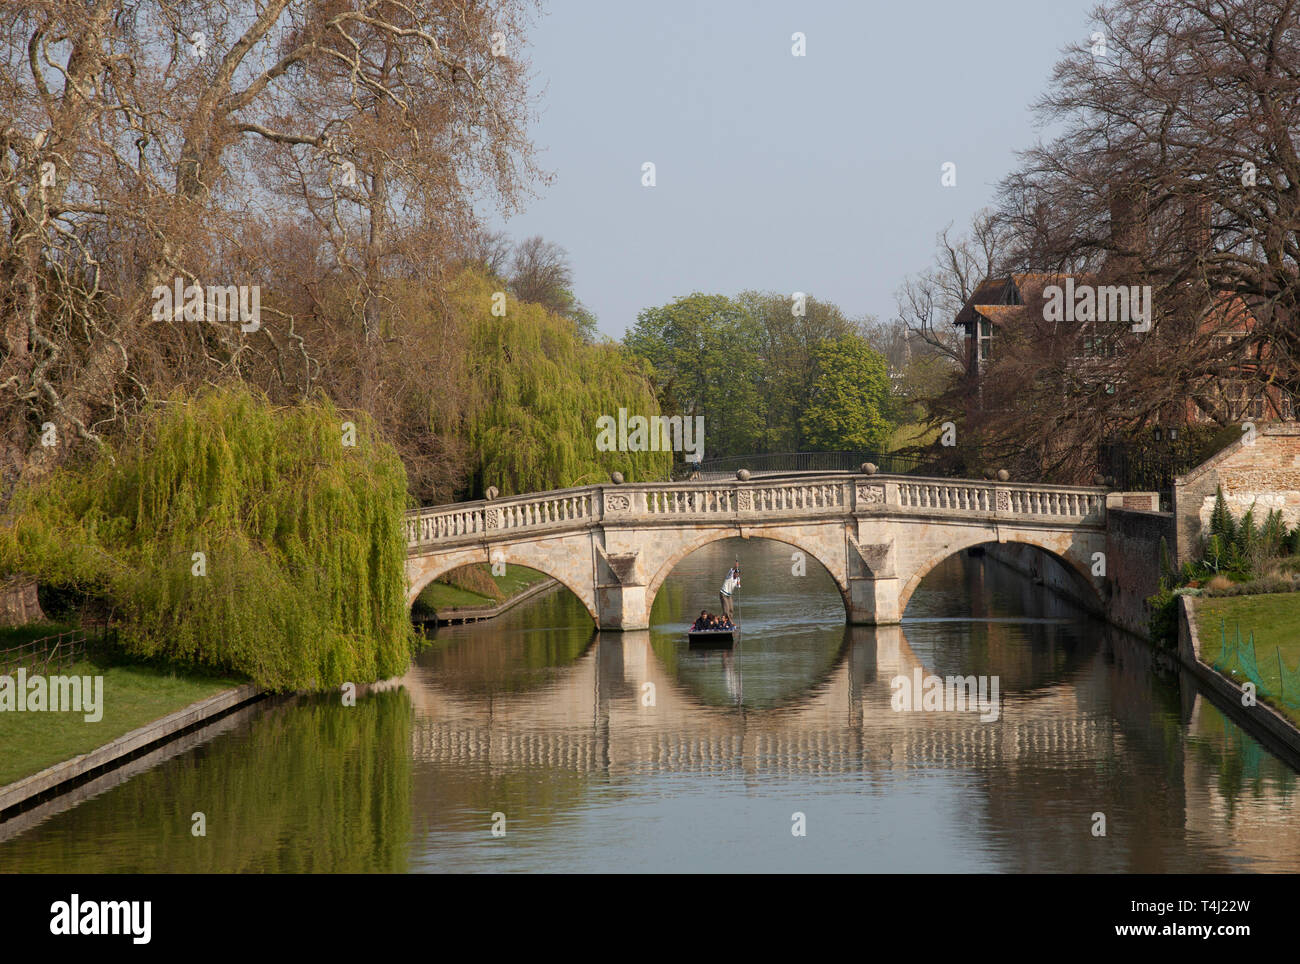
1238;627;1263;687
1214;620;1300;711
1277;649;1300;711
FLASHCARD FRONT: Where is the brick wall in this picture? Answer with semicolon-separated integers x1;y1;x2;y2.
1173;423;1300;563
1105;507;1177;636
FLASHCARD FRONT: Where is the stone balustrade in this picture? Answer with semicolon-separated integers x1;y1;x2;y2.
405;475;1106;551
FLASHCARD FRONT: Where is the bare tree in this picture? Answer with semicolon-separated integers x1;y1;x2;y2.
508;235;574;315
894;209;1009;367
999;0;1300;426
0;0;542;490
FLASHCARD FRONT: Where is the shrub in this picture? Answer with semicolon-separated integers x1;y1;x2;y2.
1147;586;1179;646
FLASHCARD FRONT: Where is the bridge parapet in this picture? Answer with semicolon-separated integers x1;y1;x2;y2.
405;487;600;547
894;479;1105;525
405;475;1107;552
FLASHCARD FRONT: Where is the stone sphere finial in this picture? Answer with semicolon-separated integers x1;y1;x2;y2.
610;471;625;485
1093;473;1106;486
861;462;878;475
485;485;499;501
736;469;751;481
996;469;1010;482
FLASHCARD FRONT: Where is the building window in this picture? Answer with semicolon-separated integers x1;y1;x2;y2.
978;319;992;361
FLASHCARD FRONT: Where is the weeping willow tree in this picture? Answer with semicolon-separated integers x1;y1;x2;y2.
454;272;672;496
0;388;412;691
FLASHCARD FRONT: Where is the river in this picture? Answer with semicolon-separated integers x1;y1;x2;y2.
1;538;1296;872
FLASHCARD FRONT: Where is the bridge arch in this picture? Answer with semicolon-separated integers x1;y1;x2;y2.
897;535;1103;617
405;546;599;623
644;528;851;618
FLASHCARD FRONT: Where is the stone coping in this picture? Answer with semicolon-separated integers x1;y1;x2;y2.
0;683;263;821
424;576;561;623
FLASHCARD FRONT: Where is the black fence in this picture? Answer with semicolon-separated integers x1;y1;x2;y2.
681;450;926;480
1099;445;1202;512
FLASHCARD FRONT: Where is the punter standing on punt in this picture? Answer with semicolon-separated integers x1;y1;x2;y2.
719;562;740;623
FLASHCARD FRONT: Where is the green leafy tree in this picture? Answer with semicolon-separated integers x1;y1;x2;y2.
1209;486;1237;545
624;293;766;459
799;336;893;451
736;291;858;451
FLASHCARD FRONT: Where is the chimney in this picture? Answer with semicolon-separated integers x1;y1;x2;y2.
1108;183;1148;276
1182;193;1212;262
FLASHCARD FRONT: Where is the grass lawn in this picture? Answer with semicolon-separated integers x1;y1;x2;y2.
416;564;551;612
490;564;550;597
0;658;243;787
888;422;940;451
1195;592;1300;728
415;581;496;609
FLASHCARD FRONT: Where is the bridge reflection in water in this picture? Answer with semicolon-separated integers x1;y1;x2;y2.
407;627;1117;776
3;543;1292;873
402;542;1300;872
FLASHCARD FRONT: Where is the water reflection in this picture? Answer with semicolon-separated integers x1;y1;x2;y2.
0;689;414;873
2;539;1296;873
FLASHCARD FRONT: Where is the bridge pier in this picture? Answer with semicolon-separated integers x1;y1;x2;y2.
848;575;902;625
596;584;650;631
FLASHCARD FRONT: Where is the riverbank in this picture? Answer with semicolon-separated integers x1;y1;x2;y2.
413;564;556;625
0;679;261;821
1189;591;1300;729
1178;595;1300;765
0;659;245;785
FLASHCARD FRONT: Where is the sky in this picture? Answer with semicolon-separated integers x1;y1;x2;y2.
489;0;1100;339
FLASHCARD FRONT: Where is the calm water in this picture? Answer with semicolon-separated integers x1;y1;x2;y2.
2;539;1297;873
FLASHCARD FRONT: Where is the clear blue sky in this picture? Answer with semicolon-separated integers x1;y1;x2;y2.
491;0;1098;339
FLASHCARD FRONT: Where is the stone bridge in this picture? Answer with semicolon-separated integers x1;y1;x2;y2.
405;473;1110;630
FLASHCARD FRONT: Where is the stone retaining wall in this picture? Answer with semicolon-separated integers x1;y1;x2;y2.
1177;595;1300;767
0;683;263;821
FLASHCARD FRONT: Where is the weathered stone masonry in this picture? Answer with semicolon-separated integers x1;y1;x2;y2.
404;476;1111;631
